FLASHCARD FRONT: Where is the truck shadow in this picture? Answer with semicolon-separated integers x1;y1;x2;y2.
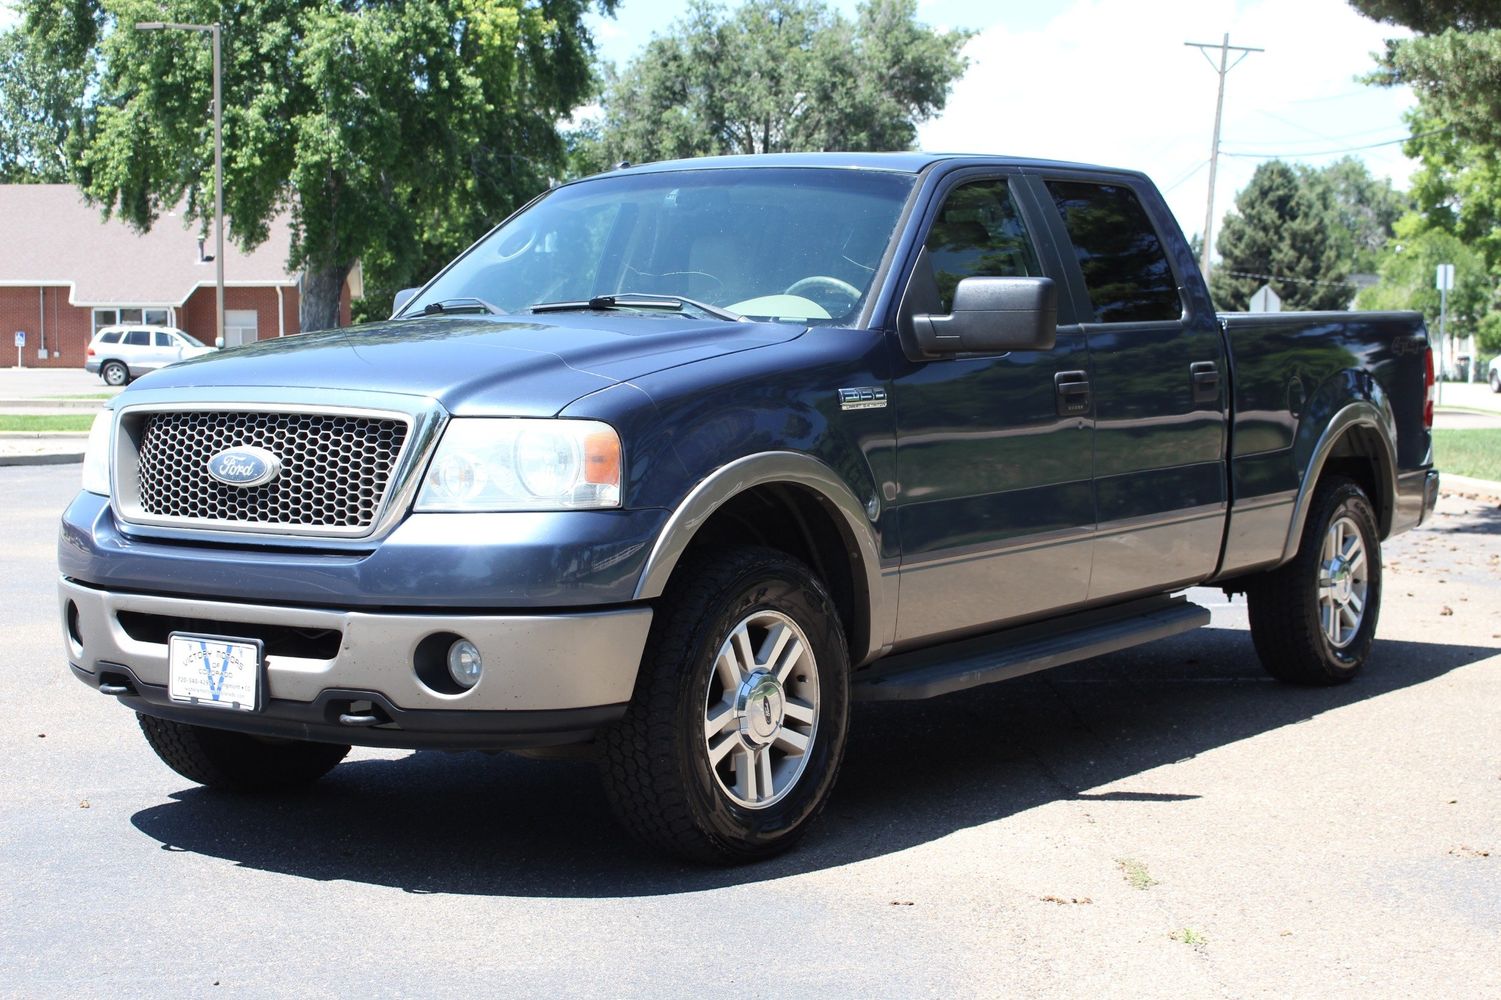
130;629;1497;897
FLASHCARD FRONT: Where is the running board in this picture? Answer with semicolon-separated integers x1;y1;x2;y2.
853;595;1210;702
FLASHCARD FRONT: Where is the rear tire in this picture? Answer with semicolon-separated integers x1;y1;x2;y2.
101;361;129;386
1247;477;1382;684
599;546;850;864
137;713;349;790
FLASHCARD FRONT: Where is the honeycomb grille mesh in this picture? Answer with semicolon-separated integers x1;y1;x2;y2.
135;411;409;529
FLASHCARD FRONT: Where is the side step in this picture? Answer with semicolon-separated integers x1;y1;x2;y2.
853;595;1210;702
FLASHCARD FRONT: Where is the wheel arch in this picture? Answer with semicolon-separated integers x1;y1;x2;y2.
633;452;887;665
1281;399;1398;563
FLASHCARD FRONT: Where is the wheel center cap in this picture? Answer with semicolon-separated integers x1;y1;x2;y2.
1330;560;1352;602
736;671;785;747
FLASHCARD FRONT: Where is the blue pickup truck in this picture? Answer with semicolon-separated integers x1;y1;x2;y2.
60;153;1438;862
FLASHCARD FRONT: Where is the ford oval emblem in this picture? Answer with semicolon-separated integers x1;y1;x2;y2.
206;446;282;488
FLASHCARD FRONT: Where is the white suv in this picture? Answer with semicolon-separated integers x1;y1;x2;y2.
85;325;216;386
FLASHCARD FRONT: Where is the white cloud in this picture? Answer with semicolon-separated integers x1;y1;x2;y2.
918;0;1416;242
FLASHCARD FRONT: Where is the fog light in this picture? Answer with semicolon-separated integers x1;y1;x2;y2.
447;639;483;689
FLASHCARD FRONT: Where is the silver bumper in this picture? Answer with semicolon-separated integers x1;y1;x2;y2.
60;577;652;713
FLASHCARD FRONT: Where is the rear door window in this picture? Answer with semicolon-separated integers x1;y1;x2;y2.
1045;180;1180;323
123;330;150;347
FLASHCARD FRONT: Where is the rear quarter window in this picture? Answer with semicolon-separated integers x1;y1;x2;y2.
98;331;122;344
1045;180;1181;323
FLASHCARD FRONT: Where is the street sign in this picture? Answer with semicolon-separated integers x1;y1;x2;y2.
1436;263;1455;291
1249;284;1282;313
13;331;24;348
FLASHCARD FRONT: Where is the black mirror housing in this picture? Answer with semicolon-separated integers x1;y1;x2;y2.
912;276;1057;355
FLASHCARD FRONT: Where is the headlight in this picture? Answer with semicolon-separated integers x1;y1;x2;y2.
415;419;622;511
81;410;114;496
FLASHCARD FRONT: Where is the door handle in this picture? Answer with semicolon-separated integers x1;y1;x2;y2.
1054;370;1091;417
1190;361;1220;403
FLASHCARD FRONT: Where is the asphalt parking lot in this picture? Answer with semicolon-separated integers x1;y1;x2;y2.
2;463;1498;998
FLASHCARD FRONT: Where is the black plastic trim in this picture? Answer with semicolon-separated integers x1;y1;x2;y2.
72;661;625;751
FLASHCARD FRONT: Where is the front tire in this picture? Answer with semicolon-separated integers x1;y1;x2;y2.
1247;477;1382;684
137;714;350;790
599;546;850;864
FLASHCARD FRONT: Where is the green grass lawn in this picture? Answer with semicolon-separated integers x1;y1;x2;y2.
1433;428;1501;482
0;414;94;433
40;393;115;401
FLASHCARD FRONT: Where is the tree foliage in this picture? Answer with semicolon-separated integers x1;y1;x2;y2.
0;29;86;182
1349;1;1501;353
1210;160;1357;311
586;0;970;168
1356;214;1489;343
17;1;612;330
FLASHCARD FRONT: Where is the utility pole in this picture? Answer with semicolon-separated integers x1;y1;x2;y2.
1186;33;1262;281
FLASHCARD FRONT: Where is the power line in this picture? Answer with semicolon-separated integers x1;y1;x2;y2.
1163;159;1210;193
1223;270;1354;289
1186;33;1263;280
1219;127;1452;159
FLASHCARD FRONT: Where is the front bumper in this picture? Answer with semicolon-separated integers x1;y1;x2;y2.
61;578;652;749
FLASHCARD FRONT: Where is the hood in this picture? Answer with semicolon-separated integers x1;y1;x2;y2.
128;313;805;416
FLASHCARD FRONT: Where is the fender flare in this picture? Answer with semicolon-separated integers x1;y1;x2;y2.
632;451;888;664
1280;399;1398;563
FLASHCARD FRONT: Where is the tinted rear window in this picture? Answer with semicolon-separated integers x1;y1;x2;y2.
1046;181;1180;323
124;330;149;346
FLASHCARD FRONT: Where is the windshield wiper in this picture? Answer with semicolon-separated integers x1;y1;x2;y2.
529;293;744;322
417;297;505;316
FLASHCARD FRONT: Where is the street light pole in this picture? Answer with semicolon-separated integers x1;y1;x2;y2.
135;21;223;349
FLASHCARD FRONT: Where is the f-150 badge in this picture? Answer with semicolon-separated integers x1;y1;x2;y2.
838;387;888;410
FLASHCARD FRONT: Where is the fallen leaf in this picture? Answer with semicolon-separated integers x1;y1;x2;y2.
78;800;89;809
1440;606;1454;616
889;900;914;906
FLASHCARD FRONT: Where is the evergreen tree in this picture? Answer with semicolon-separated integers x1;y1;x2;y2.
1211;161;1351;311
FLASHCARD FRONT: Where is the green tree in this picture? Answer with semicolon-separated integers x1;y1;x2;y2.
1357;213;1489;350
1210;160;1351;311
1307;156;1410;275
593;0;970;165
0;29;86;182
19;1;613;331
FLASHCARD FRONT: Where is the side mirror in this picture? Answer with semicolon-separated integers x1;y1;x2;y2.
392;287;419;315
912;276;1057;355
214;337;224;349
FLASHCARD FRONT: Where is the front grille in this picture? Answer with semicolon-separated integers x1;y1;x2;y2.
135;410;410;530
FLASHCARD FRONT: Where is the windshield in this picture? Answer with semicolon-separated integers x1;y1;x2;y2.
403;167;916;325
177;331;207;348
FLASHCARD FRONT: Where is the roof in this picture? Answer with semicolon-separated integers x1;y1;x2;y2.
606;151;1122;177
0;184;297;307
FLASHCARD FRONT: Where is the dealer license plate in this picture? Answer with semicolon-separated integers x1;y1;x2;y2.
167;633;263;713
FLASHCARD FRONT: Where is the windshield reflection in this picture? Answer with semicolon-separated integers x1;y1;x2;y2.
404;168;916;326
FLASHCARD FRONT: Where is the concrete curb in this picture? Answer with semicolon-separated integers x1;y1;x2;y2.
0;452;83;467
0;398;112;410
1439;473;1501;501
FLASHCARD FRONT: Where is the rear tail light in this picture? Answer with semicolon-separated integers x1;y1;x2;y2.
1423;347;1435;429
86;347;95;357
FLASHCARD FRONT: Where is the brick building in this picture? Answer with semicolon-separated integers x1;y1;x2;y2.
0;185;355;369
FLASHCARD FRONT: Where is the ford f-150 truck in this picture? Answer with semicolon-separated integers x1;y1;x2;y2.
60;153;1439;863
